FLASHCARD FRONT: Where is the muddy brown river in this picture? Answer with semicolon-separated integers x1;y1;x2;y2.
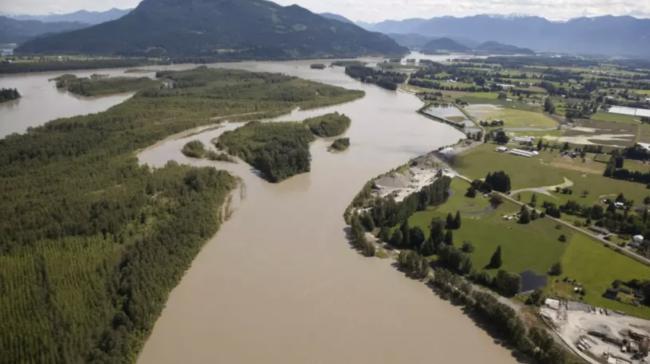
1;57;519;364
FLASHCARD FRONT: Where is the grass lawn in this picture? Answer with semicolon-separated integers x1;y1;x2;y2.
552;234;650;319
485;108;558;128
591;111;641;125
406;179;568;275
390;175;650;318
639;124;650;143
455;144;650;207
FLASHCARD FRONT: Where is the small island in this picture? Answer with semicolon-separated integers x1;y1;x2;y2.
54;74;160;96
310;63;326;70
182;139;235;162
182;140;207;158
0;88;21;103
329;138;350;152
216;121;315;182
303;112;351;137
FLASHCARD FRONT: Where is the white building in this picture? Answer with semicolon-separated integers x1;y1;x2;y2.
508;149;538;158
513;136;535;144
637;143;650;152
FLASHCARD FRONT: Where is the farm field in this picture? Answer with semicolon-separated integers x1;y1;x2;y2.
397;178;650;318
405;179;569;275
591;111;641;124
465;105;557;128
454;144;650;207
554;234;650;319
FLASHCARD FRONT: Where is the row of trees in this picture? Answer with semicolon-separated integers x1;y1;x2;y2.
365;175;451;228
431;269;572;363
345;65;408;91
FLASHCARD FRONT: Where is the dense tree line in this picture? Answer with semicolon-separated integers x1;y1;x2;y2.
367;175;451;228
0;58;159;74
344;65;407;91
0;88;20;103
472;171;512;193
0;67;361;363
431;269;572;364
604;151;650;187
55;74;159;97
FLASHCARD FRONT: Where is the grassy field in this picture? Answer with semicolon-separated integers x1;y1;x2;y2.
591;111;641;124
397;177;650;318
554;234;650;319
406;179;568;275
485;107;557;128
455;144;650;207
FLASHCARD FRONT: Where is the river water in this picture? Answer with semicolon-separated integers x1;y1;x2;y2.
1;58;519;363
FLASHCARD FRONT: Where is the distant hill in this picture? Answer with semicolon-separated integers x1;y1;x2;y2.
475;41;534;55
17;0;406;59
364;15;650;57
320;12;354;24
387;33;434;49
10;8;131;25
0;16;87;44
421;37;470;53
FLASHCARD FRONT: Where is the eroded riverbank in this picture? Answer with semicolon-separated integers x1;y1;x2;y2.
136;60;520;363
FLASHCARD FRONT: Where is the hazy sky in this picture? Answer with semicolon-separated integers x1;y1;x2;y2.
2;0;649;22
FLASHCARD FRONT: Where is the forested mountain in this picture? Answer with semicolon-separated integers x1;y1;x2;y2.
17;0;406;59
363;15;650;57
320;12;354;24
10;8;131;25
475;41;534;55
421;37;470;53
387;33;435;49
0;16;87;44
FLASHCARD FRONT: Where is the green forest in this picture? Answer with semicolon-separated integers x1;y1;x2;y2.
217;121;316;182
55;74;160;97
0;88;21;103
303;112;351;137
0;67;363;363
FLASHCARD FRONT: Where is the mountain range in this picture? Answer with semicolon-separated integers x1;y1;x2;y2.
17;0;406;59
0;16;87;44
360;15;650;57
417;37;534;55
10;8;131;25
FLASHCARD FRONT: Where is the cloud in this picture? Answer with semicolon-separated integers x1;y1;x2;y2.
1;0;649;22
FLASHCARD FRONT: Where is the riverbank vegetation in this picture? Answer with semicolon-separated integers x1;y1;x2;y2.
303;112;351;137
0;57;162;74
0;88;20;103
0;67;363;363
54;74;160;96
347;170;579;363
